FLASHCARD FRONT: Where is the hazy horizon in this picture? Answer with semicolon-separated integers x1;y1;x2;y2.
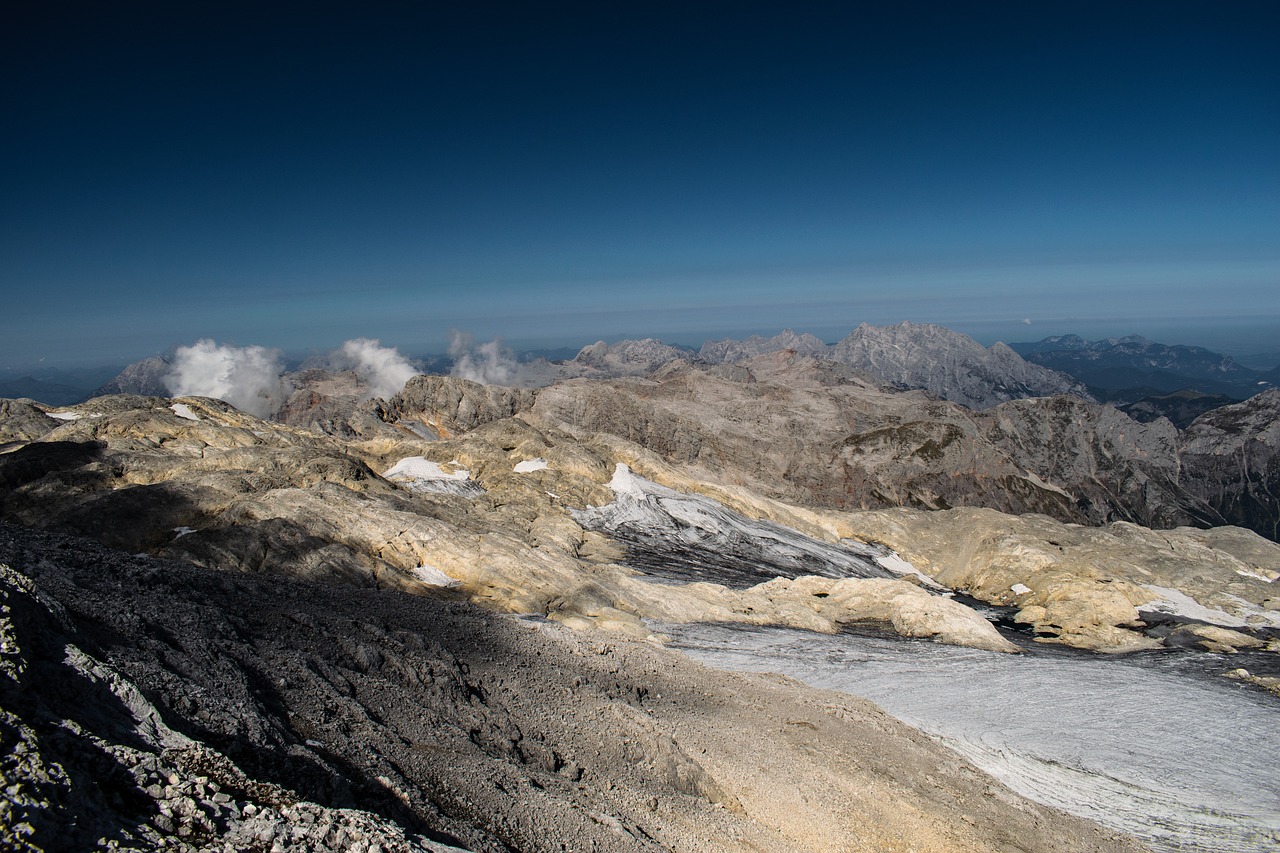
5;317;1279;378
4;2;1277;372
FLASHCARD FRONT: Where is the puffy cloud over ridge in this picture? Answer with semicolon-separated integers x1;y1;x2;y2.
334;337;419;400
163;337;420;417
449;331;519;385
164;340;291;418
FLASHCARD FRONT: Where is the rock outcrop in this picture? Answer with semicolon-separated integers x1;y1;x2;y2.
530;353;1196;528
0;522;1143;853
1180;389;1280;541
827;322;1093;410
818;506;1280;651
572;338;696;375
0;393;1016;651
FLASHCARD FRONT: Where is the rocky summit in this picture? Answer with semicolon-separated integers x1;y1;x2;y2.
1;343;1279;851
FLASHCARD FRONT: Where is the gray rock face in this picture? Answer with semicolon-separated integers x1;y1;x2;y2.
530;353;1192;529
1180;389;1280;541
572;339;695;375
699;329;830;363
697;323;1093;410
0;400;58;445
276;369;401;438
827;322;1093;410
94;355;173;397
387;375;537;438
978;394;1214;530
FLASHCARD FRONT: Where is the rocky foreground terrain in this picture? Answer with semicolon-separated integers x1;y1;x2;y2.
0;522;1144;853
2;346;1280;850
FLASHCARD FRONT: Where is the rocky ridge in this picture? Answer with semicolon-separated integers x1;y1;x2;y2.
528;353;1216;532
4;371;1278;655
698;322;1092;410
0;391;1011;651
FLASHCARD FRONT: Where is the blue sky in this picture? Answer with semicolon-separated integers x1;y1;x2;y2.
3;1;1278;368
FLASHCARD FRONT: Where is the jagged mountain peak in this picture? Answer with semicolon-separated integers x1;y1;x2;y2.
573;338;694;374
828;323;1091;410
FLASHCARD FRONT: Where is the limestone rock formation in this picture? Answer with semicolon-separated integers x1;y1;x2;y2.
699;329;830;363
827;322;1093;410
530;353;1190;528
0;400;58;445
816;506;1280;651
572;338;696;375
1180;389;1280;541
0;523;1142;853
0;393;1015;651
93;354;173;397
697;323;1094;410
387;375;537;438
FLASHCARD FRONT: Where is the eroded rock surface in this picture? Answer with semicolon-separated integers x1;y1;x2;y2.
0;394;1012;650
0;523;1142;853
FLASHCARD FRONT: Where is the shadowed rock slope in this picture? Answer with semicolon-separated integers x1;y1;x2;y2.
0;522;1145;853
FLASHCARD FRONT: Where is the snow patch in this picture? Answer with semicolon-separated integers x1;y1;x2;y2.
382;456;482;497
514;458;549;473
580;466;898;586
412;564;461;587
607;463;654;501
1011;583;1032;595
1236;568;1276;583
383;457;470;481
1139;585;1246;628
172;527;197;538
872;551;947;590
169;403;201;421
47;411;81;421
1220;594;1280;630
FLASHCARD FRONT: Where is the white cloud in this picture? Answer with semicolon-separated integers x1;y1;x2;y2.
335;337;419;400
163;339;291;418
449;330;518;385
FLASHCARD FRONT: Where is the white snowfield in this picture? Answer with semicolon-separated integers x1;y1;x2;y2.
47;411;82;421
871;550;946;590
513;458;549;473
382;457;482;497
411;564;461;587
1140;584;1247;628
383;457;471;481
169;403;201;421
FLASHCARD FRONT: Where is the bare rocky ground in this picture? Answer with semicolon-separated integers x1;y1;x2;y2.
0;522;1146;853
2;368;1278;851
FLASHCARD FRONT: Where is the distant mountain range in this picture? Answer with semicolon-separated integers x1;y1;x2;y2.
12;325;1279;428
0;365;122;406
570;322;1092;411
1008;334;1273;399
